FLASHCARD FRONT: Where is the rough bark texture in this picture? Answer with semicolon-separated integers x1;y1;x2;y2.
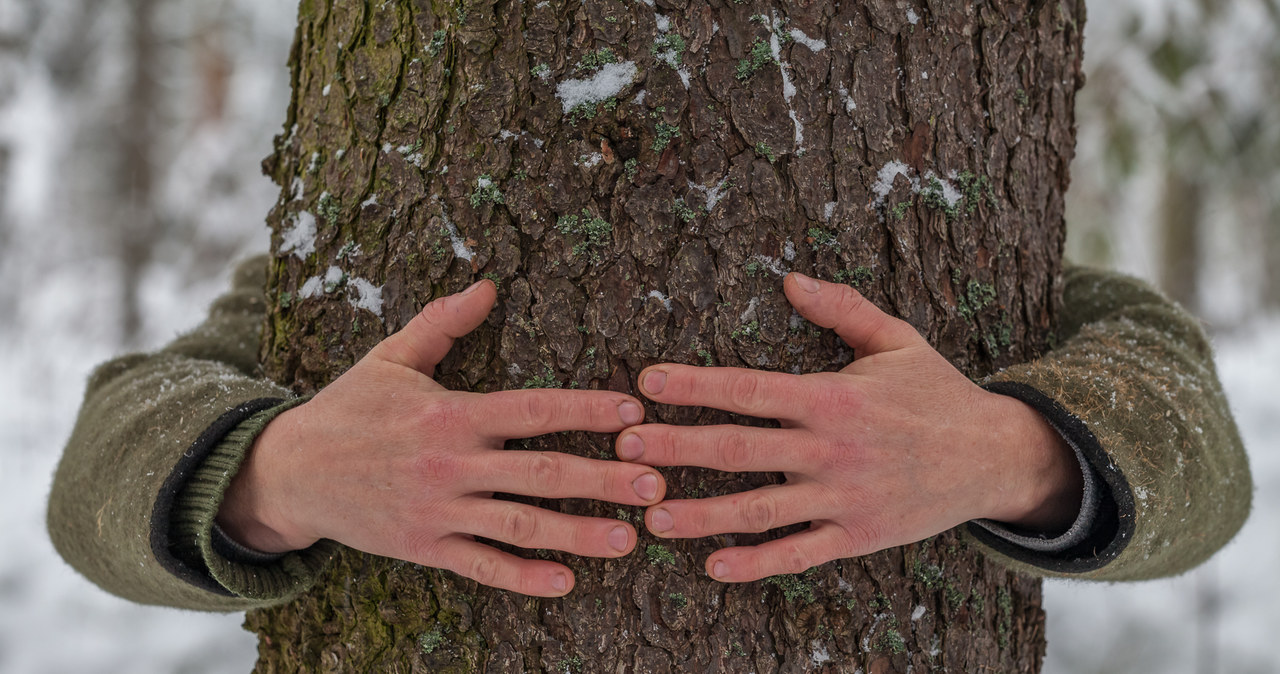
249;0;1084;671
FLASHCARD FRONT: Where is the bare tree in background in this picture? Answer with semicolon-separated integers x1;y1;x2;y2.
113;0;164;345
1066;0;1280;325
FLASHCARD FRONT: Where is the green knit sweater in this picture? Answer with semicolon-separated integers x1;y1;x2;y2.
46;258;1251;611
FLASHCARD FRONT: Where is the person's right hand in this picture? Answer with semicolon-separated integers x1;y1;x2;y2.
216;279;665;597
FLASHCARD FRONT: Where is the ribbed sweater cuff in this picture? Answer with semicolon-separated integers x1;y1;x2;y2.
171;396;338;601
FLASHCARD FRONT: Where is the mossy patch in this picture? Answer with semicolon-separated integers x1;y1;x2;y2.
763;570;816;603
736;39;775;81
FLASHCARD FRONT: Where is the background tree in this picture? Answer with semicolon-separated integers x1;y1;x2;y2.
246;0;1084;671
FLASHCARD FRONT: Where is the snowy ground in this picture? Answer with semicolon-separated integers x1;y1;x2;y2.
1;250;1277;674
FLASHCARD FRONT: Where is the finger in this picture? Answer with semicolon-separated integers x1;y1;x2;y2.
473;450;666;505
469;389;646;440
705;521;851;583
784;273;921;356
636;364;812;420
463;498;638;558
370;279;498;374
431;535;576;596
616;425;821;473
645;485;819;538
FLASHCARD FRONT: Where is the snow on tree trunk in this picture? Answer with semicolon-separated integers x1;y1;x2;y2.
249;0;1084;671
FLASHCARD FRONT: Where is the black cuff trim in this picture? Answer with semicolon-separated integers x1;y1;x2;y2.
970;381;1136;573
149;397;284;596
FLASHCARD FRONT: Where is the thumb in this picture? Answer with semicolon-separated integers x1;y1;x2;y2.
371;279;498;374
784;273;921;355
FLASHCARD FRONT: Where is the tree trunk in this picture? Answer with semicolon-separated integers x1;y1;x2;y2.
249;1;1084;671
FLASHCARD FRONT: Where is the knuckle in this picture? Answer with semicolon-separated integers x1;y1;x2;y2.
653;427;679;462
743;493;778;533
782;543;814;575
718;430;753;472
395;529;439;565
528;453;565;495
500;507;538;547
409;451;460;486
726;373;766;415
519;395;559;429
416;296;450;326
468;554;501;587
841;519;886;556
423;398;468;432
840;285;871;317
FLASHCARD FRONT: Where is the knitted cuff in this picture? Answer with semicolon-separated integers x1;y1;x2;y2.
966;381;1133;573
170;396;338;601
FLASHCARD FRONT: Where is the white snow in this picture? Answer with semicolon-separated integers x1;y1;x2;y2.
837;83;857;113
554;61;638;113
750;254;788;276
299;274;325;298
687;178;730;212
768;13;805;150
871;160;916;206
500;129;545;149
788;29;827;52
576;152;603;168
907;8;920;25
646;290;673;312
280;211;317;259
436;198;475;262
810;641;831;665
346;277;384;317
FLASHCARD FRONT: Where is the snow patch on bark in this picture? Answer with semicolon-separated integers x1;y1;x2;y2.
555;62;638;113
280;212;316;259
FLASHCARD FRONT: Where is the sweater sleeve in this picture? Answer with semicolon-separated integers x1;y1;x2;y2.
966;266;1251;580
47;256;335;611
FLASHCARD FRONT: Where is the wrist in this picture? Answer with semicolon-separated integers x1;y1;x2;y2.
982;392;1084;533
216;406;317;553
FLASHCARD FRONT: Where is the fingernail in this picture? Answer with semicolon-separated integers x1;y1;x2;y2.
607;526;630;553
618;401;644;426
462;280;485;295
552;573;568;592
617;434;644;461
793;272;820;293
711;560;728;580
643;370;667;395
650;508;674;533
632;473;659;501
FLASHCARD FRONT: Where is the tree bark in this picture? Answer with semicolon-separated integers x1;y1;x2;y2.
249;1;1084;671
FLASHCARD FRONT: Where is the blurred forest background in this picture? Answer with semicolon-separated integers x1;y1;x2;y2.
1;0;1276;672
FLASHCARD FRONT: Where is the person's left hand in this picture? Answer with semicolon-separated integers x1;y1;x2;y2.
615;272;1083;583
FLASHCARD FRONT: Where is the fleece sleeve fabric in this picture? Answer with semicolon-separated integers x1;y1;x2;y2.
47;257;333;611
968;266;1252;580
